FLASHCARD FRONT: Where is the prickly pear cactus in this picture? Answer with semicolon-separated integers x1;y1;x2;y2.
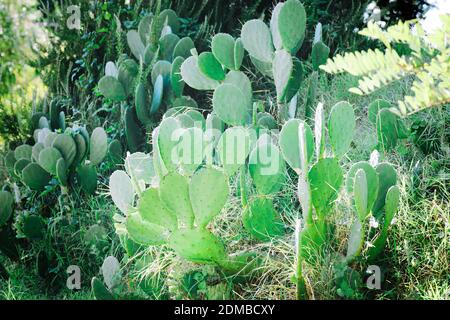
11;112;109;194
279;101;356;299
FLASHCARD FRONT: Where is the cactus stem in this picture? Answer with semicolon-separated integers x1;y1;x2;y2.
240;165;248;207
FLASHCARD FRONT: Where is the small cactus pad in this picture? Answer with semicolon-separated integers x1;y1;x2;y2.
14;144;32;161
217;127;257;176
171;56;185;97
159;172;194;227
308;158;343;217
98;76;126;102
138;188;177;231
38;147;62;175
372;163;397;215
56;158;68;186
101;256;121;290
211;33;236;70
127;30;145;61
181;56;220;90
89;127;108;166
212;84;252;126
22;163;51;191
279;119;314;174
353;169;369;221
241;19;274;63
189;167;229;228
277;0;306;54
242;198;284;241
159;33;180;61
328;101;356;158
248;140;286;195
124;152;155;185
127;210;169;245
172;37;195;60
109;170;135;214
198;52;225;81
157;117;182;172
168;228;226;264
52;134;77;168
346;161;379;213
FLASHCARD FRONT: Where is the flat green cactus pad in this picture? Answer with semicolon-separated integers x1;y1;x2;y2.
22;163;51;191
248;139;286;195
171;56;185;97
56;158;68;186
38;147;62;175
308;158;343;217
241;19;274;63
138;188;177;231
90;127;108;166
14;144;32;161
279;119;314;174
126;211;169;245
217;127;256;176
77;164;98;194
372;163;397;215
328;101;356;158
181;56;220;90
346;161;379;213
213;84;252;126
159;172;194;227
98;76;126;102
242;198;284;241
198;52;225;81
277;0;306;54
211;33;236;70
159;33;180;61
169;228;227;264
172;37;195;60
189;167;229;228
52;134;77;168
109;170;135;214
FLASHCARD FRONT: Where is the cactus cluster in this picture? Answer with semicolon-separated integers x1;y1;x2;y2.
4;111;108;194
109;150;256;275
97;9;198;152
278;101;400;299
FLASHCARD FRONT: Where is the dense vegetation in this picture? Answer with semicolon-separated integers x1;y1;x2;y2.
0;0;448;300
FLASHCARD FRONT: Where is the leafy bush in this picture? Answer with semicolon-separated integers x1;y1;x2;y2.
321;16;450;115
